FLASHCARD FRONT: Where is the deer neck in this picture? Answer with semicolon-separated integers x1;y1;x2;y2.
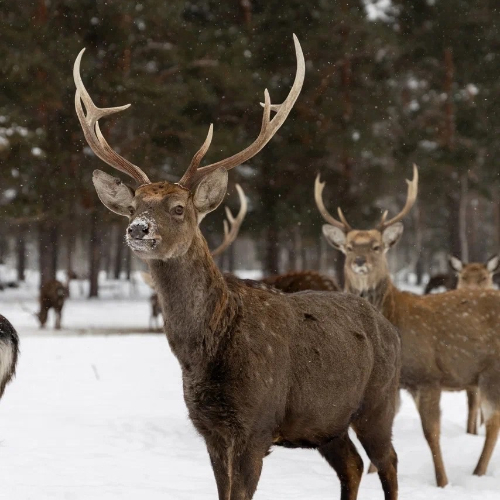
344;266;398;321
147;230;236;367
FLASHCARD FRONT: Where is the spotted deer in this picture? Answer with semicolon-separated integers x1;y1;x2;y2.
315;165;500;487
0;315;19;399
38;279;69;330
73;36;401;500
143;184;248;330
448;254;500;435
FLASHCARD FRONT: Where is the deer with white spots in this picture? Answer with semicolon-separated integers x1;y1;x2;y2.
448;254;500;435
316;165;500;487
73;36;402;500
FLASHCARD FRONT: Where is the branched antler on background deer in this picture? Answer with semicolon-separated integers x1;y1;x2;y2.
316;165;500;487
73;36;401;500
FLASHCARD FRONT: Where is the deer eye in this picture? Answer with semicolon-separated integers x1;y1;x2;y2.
346;246;353;252
172;205;184;216
373;245;380;251
127;206;135;216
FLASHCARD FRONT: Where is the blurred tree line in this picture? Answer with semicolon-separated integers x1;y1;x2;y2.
1;0;500;294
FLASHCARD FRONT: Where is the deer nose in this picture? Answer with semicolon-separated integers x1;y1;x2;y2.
128;222;149;239
354;256;366;267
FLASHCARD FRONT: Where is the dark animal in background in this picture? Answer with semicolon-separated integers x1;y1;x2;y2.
0;315;19;398
423;272;457;294
74;37;401;499
262;270;339;293
38;280;68;330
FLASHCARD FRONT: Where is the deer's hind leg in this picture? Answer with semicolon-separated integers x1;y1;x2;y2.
466;387;480;435
411;386;448;487
352;407;398;500
318;432;364;500
474;372;500;476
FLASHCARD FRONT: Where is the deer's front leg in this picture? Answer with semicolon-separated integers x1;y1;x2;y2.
207;440;234;500
412;386;448;487
207;436;268;500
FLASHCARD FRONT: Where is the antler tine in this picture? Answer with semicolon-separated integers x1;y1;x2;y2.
73;48;151;185
378;164;419;231
337;207;353;232
178;124;214;188
211;184;248;257
180;34;305;189
314;174;349;232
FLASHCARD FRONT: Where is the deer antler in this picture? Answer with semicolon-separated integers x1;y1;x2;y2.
314;174;352;232
178;34;305;189
73;49;151;185
378;164;419;231
211;184;248;257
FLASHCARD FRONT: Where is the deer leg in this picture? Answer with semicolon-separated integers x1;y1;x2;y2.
207;441;234;500
207;437;268;500
473;373;500;476
412;386;448;487
466;388;480;435
353;412;398;499
229;441;268;500
55;309;62;330
318;432;364;500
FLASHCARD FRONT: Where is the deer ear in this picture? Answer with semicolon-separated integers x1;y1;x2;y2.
382;222;404;251
92;170;135;217
448;255;463;273
486;255;500;273
192;168;228;222
322;225;347;252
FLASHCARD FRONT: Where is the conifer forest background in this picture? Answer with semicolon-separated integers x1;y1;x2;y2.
2;0;500;294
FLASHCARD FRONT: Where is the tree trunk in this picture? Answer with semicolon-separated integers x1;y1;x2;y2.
459;172;469;262
125;247;132;280
16;226;26;282
114;223;124;279
88;212;101;298
39;220;58;288
263;225;280;275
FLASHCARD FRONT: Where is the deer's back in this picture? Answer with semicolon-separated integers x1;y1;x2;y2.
393;288;500;389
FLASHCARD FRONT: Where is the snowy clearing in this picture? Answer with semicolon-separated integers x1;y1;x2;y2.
0;288;499;499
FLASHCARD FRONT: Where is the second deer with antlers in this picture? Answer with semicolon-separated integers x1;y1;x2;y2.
316;165;500;487
73;36;401;499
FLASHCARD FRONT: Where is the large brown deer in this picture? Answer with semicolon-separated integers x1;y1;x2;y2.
74;36;401;500
0;315;19;398
38;279;69;330
316;165;500;487
448;254;500;435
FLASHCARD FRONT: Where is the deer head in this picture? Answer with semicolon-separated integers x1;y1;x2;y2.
315;165;418;290
448;254;500;289
73;36;304;261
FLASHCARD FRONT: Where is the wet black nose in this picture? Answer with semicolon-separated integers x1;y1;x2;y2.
128;222;149;239
354;256;366;266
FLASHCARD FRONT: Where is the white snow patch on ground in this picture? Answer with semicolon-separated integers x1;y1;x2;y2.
0;284;498;499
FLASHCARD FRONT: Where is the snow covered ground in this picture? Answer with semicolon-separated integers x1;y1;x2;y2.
0;282;499;499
